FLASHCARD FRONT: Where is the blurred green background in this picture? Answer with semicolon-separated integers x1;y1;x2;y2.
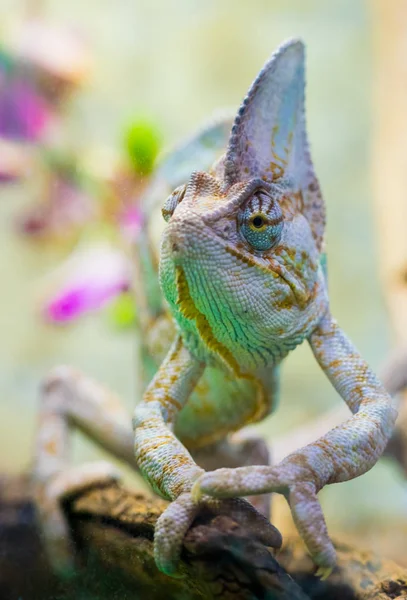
0;0;405;548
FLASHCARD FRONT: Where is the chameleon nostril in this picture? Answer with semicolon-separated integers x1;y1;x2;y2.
172;242;179;253
219;224;231;239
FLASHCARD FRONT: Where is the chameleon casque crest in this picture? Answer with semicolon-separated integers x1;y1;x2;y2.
32;39;396;580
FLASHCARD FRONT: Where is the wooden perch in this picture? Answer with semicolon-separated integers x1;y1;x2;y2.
1;475;407;599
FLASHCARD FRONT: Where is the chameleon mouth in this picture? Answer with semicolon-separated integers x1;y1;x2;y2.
221;243;310;308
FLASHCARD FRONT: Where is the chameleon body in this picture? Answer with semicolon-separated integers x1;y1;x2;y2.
32;39;396;579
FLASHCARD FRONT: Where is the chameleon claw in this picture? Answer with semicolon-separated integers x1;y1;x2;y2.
315;565;333;581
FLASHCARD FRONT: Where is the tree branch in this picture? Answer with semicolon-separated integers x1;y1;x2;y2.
1;475;406;599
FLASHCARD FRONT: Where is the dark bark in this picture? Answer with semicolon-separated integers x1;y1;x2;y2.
0;474;406;599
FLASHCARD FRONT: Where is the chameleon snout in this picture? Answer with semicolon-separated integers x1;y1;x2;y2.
164;223;187;258
164;217;207;260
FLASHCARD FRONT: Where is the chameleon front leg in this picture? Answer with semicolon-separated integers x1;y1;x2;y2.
133;336;281;575
194;312;397;576
32;366;136;573
133;335;206;575
133;336;205;498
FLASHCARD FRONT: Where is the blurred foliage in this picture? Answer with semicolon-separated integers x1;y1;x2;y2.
123;118;161;177
107;291;137;329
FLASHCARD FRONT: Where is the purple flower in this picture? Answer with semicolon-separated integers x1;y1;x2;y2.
42;244;132;323
0;78;52;142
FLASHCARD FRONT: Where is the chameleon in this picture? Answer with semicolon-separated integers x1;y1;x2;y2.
32;38;397;580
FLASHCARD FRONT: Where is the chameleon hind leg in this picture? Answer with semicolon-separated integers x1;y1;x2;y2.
32;366;137;574
192;433;271;518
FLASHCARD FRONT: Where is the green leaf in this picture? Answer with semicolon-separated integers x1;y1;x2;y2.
123;118;161;176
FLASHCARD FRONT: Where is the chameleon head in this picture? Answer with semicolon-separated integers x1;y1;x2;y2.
159;39;328;369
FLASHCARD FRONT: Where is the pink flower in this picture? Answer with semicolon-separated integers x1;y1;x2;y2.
0;77;53;142
119;205;143;243
42;244;132;323
17;175;96;239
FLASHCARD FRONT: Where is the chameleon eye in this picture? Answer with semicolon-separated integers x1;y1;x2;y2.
239;192;283;251
249;213;268;230
162;185;186;222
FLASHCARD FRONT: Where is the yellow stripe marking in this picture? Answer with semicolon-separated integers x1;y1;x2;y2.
175;266;269;428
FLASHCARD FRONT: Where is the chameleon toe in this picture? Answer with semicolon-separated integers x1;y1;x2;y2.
315;566;333;581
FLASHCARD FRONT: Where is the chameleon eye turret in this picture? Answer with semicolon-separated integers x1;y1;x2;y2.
238;189;283;251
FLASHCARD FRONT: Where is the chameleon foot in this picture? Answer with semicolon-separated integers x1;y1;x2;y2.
33;460;121;575
195;460;337;575
154;492;199;577
154;492;282;577
315;565;334;580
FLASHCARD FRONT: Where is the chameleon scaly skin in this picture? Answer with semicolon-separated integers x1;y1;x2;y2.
32;39;396;579
133;38;396;575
